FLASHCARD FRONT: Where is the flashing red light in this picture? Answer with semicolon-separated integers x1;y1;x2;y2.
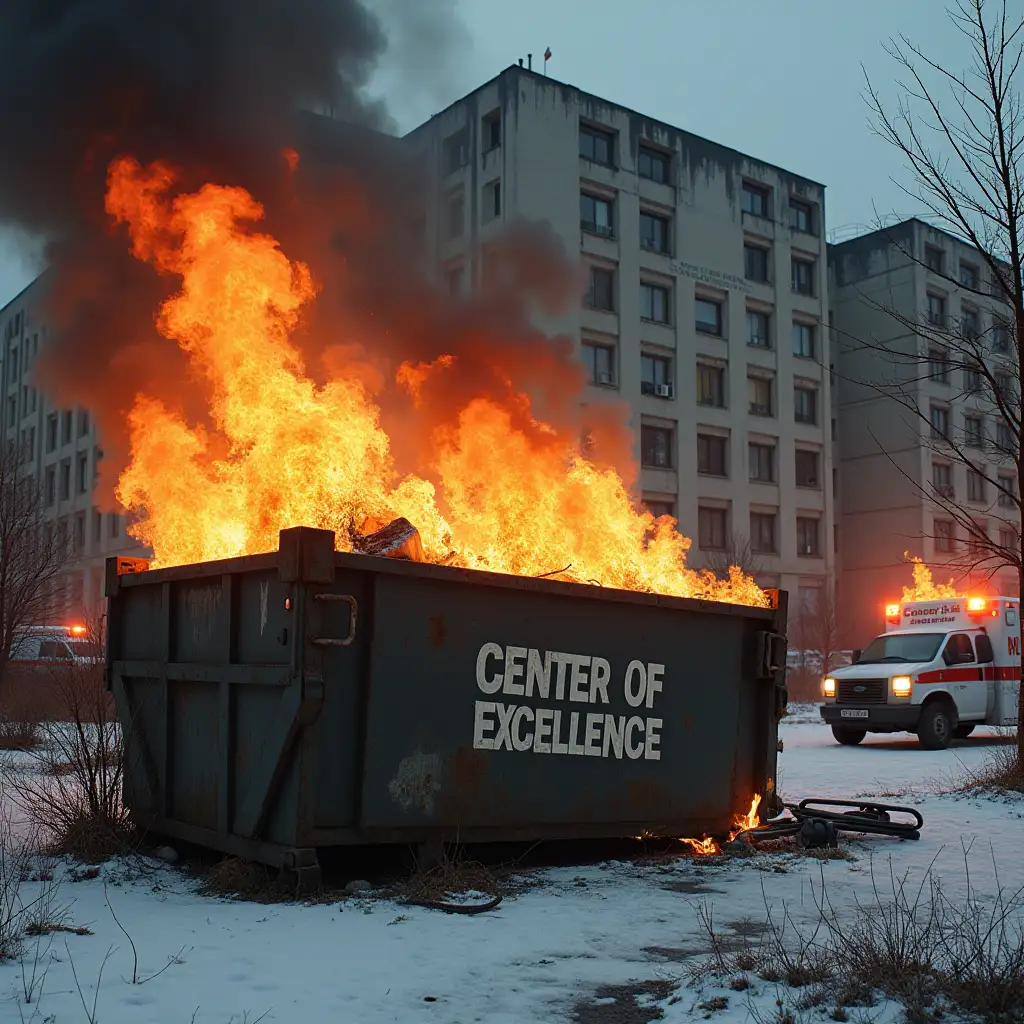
68;625;87;636
967;597;987;613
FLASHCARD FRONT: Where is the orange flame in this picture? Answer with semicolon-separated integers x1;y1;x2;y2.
679;795;762;856
103;156;768;606
901;552;961;602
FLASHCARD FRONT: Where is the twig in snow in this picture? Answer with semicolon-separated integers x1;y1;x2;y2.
66;940;113;1024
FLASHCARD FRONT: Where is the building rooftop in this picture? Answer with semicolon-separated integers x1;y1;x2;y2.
408;63;825;191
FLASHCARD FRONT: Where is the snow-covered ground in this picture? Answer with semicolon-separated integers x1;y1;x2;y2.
2;709;1022;1023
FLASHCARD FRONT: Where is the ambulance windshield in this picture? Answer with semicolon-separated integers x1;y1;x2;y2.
858;632;946;664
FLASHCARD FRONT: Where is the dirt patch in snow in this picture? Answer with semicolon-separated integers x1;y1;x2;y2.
572;980;678;1024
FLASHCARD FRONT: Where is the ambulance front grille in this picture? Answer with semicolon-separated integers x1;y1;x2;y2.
836;678;887;705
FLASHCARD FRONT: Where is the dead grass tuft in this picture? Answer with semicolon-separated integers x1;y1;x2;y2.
0;715;41;751
401;850;508;906
959;740;1024;795
200;857;297;902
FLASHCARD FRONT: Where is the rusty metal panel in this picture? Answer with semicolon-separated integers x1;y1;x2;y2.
356;571;773;837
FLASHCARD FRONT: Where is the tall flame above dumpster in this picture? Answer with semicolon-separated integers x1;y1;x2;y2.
105;156;767;606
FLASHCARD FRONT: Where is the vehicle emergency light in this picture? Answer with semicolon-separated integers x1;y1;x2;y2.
68;625;87;636
885;603;901;624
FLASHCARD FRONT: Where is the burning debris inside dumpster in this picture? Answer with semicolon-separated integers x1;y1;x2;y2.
96;157;767;606
901;553;961;602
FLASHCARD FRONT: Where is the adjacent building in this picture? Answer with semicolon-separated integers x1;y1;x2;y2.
408;64;836;606
830;218;1019;644
0;275;148;619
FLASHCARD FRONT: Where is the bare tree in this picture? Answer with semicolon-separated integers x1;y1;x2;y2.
705;531;763;580
0;440;70;690
850;0;1024;757
788;579;849;701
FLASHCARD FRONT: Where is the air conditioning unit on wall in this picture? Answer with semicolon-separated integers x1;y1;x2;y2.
654;384;673;398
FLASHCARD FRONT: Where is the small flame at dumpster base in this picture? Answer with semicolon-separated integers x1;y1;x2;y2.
679;795;762;856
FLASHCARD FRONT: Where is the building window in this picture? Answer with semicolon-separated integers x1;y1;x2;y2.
964;367;982;393
45;466;55;507
925;245;945;274
748;375;773;417
62;411;73;446
960;261;979;289
78;411;90;438
46;414;57;453
585;266;615;311
7;397;14;428
93;507;103;543
640;283;671;324
744;244;770;283
796;517;821;557
997;421;1015;455
73;512;85;555
750;512;777;554
110;512;121;539
697;434;728;476
583;342;616;387
746;310;770;349
483;179;501;221
967;469;986;502
792;322;816;359
580;123;614;165
741;182;770;218
749;442;776;483
795;449;821;488
962;306;980;340
446;264;464;296
641;424;674;468
965;415;983;447
697;364;726;408
445;191;464;239
580;193;614;237
698;507;728;550
442;128;469;175
638;145;670;183
998;473;1017;507
644;498;675;520
789;199;813;234
934;519;955;552
927;292;947;325
930;404;950;439
59;459;71;501
1000;527;1017;549
695;297;723;336
993;324;1010;352
482;109;501;152
76;452;89;495
928;347;950;382
641;354;673;397
639;211;671;254
791;257;815;296
794;386;818;425
932;462;953;497
996;371;1015;402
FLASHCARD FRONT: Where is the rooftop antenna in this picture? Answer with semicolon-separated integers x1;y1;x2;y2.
528;53;532;70
518;57;523;67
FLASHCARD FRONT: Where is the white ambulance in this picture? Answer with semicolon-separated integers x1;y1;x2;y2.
819;595;1020;750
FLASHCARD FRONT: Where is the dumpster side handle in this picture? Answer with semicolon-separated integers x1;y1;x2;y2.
311;593;358;647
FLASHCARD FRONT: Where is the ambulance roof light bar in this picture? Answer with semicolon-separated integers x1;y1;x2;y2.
885;603;901;625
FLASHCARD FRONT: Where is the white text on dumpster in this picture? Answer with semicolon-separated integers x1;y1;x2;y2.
471;643;664;760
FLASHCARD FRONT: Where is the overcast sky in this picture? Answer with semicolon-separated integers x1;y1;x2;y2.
0;0;977;308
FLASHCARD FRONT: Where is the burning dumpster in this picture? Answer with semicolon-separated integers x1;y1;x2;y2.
106;526;787;884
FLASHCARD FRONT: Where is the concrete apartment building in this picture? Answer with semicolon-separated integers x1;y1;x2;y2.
830;218;1019;645
408;64;835;606
0;275;148;620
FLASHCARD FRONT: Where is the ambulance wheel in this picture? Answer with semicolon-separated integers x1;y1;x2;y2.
831;726;866;746
953;723;975;740
917;702;954;750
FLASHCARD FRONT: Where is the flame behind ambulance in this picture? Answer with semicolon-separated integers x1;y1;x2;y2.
819;596;1020;749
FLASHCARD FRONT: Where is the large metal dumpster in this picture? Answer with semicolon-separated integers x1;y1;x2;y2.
106;527;788;882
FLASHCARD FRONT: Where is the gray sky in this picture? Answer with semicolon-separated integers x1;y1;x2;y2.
0;0;972;308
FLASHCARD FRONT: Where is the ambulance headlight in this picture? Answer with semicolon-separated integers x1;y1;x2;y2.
822;677;836;698
892;675;913;697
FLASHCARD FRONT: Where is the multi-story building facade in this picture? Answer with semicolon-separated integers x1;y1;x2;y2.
0;275;147;619
408;64;835;605
830;218;1019;644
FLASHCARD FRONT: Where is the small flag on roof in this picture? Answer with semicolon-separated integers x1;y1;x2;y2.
544;47;552;61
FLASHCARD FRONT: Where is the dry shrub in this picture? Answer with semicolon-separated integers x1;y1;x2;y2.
200;857;292;902
688;854;1024;1023
0;715;41;751
959;736;1024;795
0;789;36;960
2;631;135;862
401;845;513;907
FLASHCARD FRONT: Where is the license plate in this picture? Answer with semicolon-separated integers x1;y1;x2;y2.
840;709;869;719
